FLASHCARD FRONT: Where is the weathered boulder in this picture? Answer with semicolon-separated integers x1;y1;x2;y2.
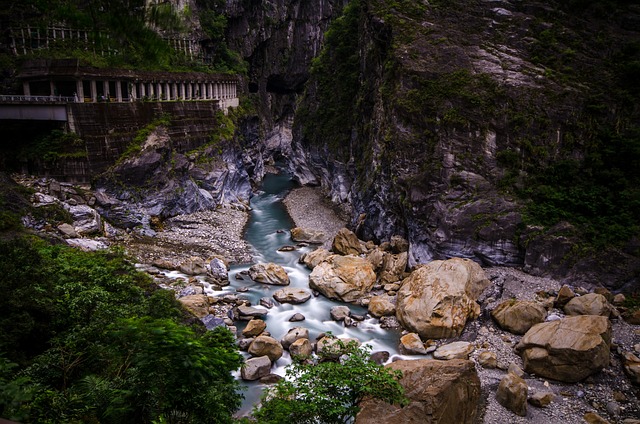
291;227;326;244
366;248;385;270
273;287;312;304
208;257;229;281
555;284;576;307
330;305;351;321
248;263;290;285
289;338;313;358
309;255;376;303
178;256;207;275
399;333;427;355
332;227;363;255
368;295;396;317
57;223;78;238
237;305;269;320
300;248;331;269
241;355;272;381
242;319;267;337
515;315;611;382
491;300;547;335
528;391;554;408
355;359;480;424
477;351;497;369
496;372;528;416
395;258;490;339
177;294;209;318
379;252;408;285
248;336;284;362
281;327;309;350
564;293;612;317
433;341;475;360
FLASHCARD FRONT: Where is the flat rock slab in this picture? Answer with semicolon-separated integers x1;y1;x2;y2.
273;287;312;304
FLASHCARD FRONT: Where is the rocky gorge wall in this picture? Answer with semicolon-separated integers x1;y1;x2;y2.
280;0;640;291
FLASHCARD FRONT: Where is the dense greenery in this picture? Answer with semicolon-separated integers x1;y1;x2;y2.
0;0;244;73
253;339;406;424
0;237;243;423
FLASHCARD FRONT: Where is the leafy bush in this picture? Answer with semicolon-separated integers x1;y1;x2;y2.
0;237;243;423
253;338;406;424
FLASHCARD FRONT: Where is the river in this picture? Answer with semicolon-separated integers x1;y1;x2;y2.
229;171;402;416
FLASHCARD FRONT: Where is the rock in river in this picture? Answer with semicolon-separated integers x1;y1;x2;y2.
248;263;290;285
309;254;376;303
273;287;312;304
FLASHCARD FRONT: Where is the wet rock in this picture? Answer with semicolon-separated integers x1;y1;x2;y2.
178;256;207;275
242;319;267;337
289;313;306;322
241;355;271;381
368;295;396;318
260;297;274;308
528;391;554;408
260;374;283;384
208;257;229;281
237;338;254;351
370;351;390;365
330;305;351;321
248;336;284;362
433;341;475;360
237;305;269;320
515;315;611;382
496;372;528;416
273;287;312;304
300;248;331;269
491;300;547;335
309;255;376;303
398;333;427;355
281;327;309;350
332;227;363;255
290;227;326;244
289;338;313;358
248;263;290;285
396;258;490;339
278;245;296;252
564;293;612;317
355;359;480;424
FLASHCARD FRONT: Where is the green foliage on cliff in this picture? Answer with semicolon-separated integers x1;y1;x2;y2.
0;237;243;423
253;339;406;424
296;0;361;158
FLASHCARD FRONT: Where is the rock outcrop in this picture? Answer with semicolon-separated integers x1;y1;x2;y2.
355;359;480;424
395;258;490;339
515;315;611;383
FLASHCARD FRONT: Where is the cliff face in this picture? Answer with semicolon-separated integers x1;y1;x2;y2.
286;0;640;290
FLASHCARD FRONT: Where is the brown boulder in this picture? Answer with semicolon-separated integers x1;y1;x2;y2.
491;300;547;335
309;255;376;303
242;319;266;337
368;295;396;317
290;227;326;244
300;248;331;269
356;359;480;424
563;293;612;317
515;315;611;382
395;258;490;339
332;227;363;255
248;263;290;286
496;372;528;416
379;252;408;285
177;294;209;318
248;336;284;362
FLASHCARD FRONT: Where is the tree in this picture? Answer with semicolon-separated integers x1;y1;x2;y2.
253;338;407;424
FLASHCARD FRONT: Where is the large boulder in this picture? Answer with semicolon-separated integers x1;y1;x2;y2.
273;287;312;304
332;228;363;255
280;327;309;350
563;293;612;317
241;356;272;381
67;204;102;235
398;333;427;355
248;336;284;362
395;258;490;339
515;315;611;382
309;255;376;303
491;300;547;335
178;256;207;275
289;338;313;358
248;263;290;285
433;341;475;360
177;294;209;318
242;319;266;337
300;248;331;269
208;257;229;281
378;252;408;285
356;359;480;424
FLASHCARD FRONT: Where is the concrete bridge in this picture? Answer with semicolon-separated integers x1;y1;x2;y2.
0;59;240;122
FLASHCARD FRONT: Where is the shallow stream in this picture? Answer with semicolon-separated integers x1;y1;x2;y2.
231;171;402;415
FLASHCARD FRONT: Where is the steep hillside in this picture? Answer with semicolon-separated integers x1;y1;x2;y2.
289;0;640;290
